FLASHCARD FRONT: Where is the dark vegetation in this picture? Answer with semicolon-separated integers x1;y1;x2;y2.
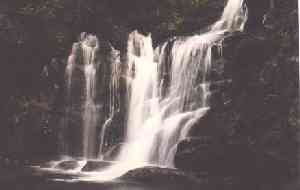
0;0;298;189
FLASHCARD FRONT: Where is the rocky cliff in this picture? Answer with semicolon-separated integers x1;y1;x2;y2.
174;0;299;189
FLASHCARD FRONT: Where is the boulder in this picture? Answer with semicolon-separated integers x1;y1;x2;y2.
121;165;259;190
174;137;225;174
120;166;202;189
54;160;80;170
176;136;263;173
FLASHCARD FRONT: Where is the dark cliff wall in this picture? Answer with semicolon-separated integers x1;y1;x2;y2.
175;0;299;189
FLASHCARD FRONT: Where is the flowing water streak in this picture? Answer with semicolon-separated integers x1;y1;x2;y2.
82;35;99;159
66;45;76;98
62;43;78;155
212;0;248;31
98;117;112;160
98;47;122;159
155;32;222;166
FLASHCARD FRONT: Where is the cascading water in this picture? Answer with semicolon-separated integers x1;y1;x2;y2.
81;0;248;181
62;42;77;156
212;0;248;31
55;0;248;181
154;33;224;166
82;34;99;159
115;0;247;168
64;33;100;159
63;31;125;162
98;47;122;159
117;31;160;164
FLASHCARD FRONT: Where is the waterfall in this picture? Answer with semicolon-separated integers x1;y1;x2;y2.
64;32;124;161
98;47;122;159
64;33;100;159
117;31;160;164
115;0;247;167
62;43;77;156
83;0;248;181
55;0;249;181
82;34;99;159
212;0;248;31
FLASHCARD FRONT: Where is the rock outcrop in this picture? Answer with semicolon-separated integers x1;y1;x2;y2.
174;1;299;189
120;166;201;190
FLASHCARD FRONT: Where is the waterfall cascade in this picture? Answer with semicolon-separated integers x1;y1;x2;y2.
115;0;248;168
64;33;100;159
60;0;248;181
117;31;160;164
64;33;124;160
82;34;99;159
98;47;122;159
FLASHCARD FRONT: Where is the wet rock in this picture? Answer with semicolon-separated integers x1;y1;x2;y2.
173;137;290;190
103;143;126;161
229;37;274;94
174;137;226;174
120;166;201;189
209;88;231;109
244;0;270;31
175;135;291;174
81;160;112;172
179;0;225;35
54;160;80;170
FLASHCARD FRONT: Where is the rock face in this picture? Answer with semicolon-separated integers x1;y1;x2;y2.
120;166;256;190
174;1;299;189
120;166;201;189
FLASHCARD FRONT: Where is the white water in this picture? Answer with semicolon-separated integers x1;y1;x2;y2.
98;47;122;159
80;0;248;181
62;42;78;155
66;44;76;97
118;31;160;164
65;33;99;159
212;0;247;31
64;33;124;161
82;35;99;159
